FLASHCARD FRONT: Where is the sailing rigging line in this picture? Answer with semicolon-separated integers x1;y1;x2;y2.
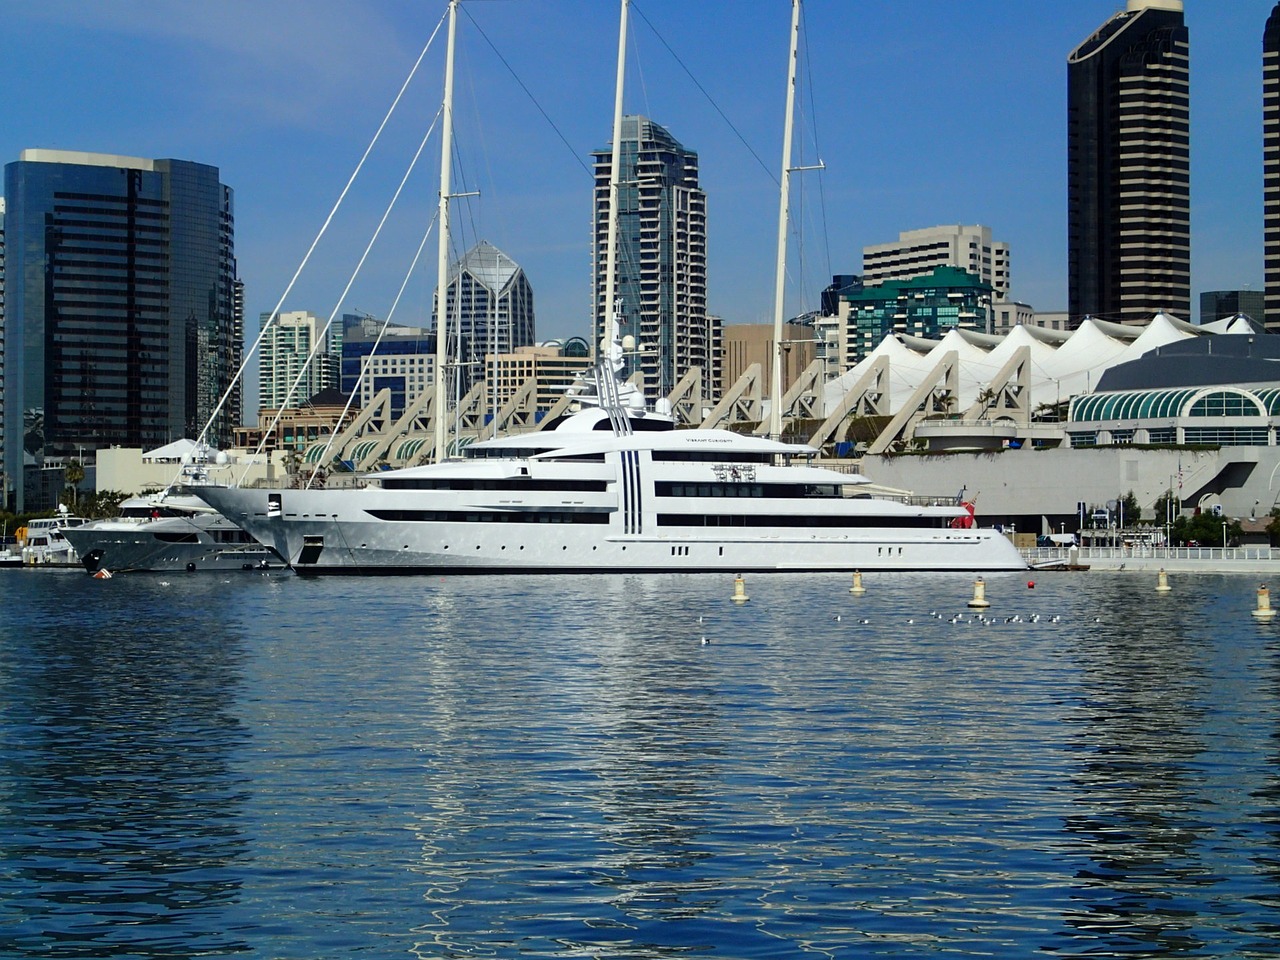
629;1;776;187
239;101;446;486
303;210;441;488
460;6;593;178
631;14;652;122
800;0;833;288
181;8;449;492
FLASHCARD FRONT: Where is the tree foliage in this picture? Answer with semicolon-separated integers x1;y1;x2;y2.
1170;511;1242;547
1266;508;1280;546
1152;491;1177;526
1121;490;1141;525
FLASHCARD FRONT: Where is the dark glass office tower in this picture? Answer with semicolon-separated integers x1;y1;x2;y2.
1265;3;1280;329
592;116;711;400
1068;0;1189;327
0;199;7;507
3;150;241;510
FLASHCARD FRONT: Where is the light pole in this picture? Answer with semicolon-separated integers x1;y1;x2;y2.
1223;521;1228;551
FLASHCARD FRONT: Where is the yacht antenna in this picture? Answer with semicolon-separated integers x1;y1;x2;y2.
433;0;460;463
768;0;823;442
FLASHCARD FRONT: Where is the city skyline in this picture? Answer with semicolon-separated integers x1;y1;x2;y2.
1;0;1273;348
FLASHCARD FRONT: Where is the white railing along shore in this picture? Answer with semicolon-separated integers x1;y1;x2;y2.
1023;545;1278;564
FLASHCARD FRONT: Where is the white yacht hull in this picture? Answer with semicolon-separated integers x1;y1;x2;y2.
196;485;1026;574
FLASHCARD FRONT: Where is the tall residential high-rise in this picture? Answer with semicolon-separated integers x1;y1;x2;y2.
258;310;340;411
0;198;6;507
592;115;712;400
1068;0;1190;327
3;150;240;511
433;240;535;391
862;225;1010;302
1265;2;1280;328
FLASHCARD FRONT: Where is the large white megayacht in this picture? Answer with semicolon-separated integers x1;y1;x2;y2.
193;373;1026;574
194;0;1022;575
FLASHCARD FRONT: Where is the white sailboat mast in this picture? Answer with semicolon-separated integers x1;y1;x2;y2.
601;0;629;354
768;0;802;442
433;0;459;462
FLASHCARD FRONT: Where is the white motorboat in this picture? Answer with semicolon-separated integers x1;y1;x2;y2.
61;492;282;574
18;512;87;566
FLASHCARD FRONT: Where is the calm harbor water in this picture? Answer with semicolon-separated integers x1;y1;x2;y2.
3;568;1280;958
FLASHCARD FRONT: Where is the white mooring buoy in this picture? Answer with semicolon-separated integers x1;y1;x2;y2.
1253;584;1277;620
1156;568;1172;593
967;577;991;609
850;570;866;595
731;575;750;604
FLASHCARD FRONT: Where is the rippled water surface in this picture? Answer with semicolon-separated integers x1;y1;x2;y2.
4;569;1280;958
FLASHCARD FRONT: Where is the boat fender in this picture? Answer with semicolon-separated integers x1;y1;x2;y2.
186;562;197;573
242;563;254;570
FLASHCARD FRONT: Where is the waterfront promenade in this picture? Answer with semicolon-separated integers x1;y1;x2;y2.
1025;544;1280;574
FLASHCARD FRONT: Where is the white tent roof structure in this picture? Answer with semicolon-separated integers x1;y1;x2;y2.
823;312;1215;417
1199;313;1264;335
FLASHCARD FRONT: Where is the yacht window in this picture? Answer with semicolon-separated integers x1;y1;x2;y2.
655;514;944;529
651;451;772;464
365;509;609;524
655;482;837;499
380;477;607;492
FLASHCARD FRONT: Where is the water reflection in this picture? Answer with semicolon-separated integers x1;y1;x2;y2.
1054;576;1262;957
8;571;1280;957
0;576;251;958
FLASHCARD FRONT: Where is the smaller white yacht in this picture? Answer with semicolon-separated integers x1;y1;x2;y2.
62;492;282;574
18;511;88;566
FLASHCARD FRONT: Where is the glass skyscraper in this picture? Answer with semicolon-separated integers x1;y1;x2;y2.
592;116;712;400
3;150;241;510
434;240;535;393
1067;0;1190;327
1265;2;1280;329
0;198;7;507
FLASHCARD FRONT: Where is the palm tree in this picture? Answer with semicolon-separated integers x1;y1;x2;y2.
63;461;86;509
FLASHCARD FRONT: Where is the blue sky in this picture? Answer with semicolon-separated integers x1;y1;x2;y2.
2;0;1274;346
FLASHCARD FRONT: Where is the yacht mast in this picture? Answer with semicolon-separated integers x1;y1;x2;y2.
768;0;802;443
601;0;629;354
433;0;459;462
